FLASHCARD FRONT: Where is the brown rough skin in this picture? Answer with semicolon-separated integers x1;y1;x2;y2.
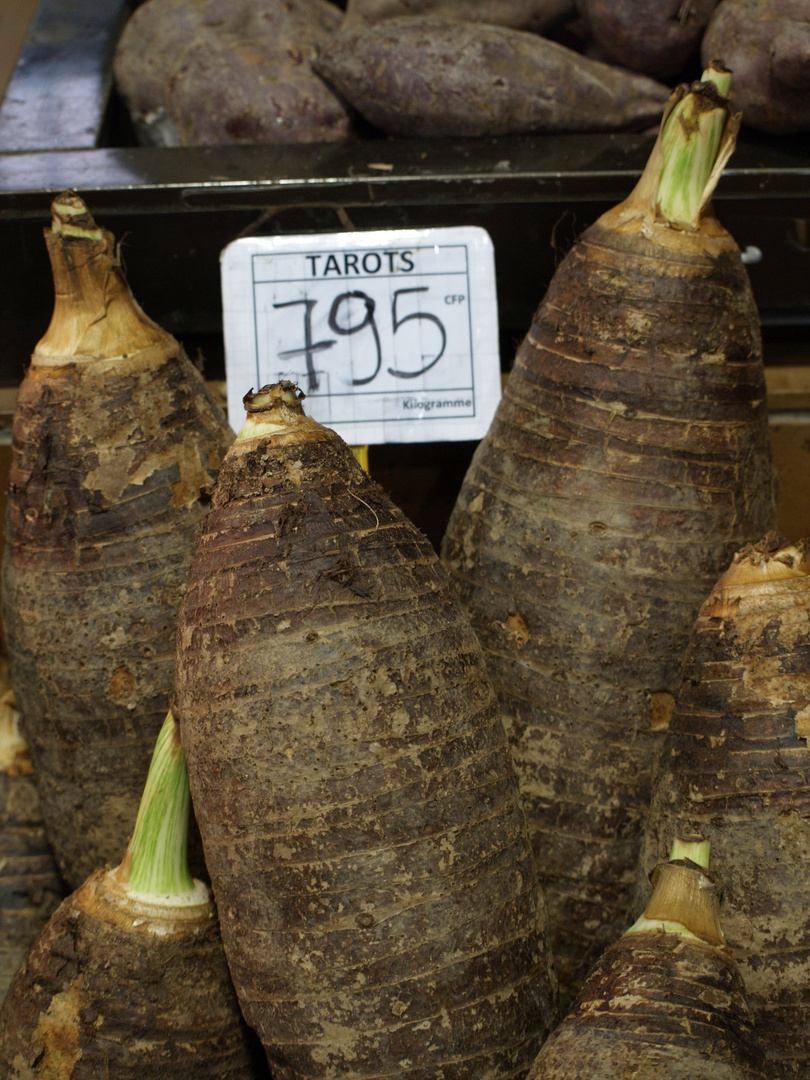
439;116;776;1006
175;384;558;1080
702;0;810;133
0;685;65;1003
343;0;575;33
575;0;720;78
113;0;354;146
528;856;765;1079
637;537;810;1078
1;195;234;888
0;868;262;1079
527;932;762;1079
313;16;670;137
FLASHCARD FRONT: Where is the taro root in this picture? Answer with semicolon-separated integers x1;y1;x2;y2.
527;840;765;1080
638;536;810;1078
175;382;558;1080
0;678;64;1003
313;15;670;137
114;0;353;146
0;710;264;1079
440;67;776;1006
574;0;720;78
1;192;234;888
702;0;810;133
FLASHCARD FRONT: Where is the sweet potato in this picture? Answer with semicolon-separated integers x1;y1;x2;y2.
440;70;776;1005
313;15;670;136
702;0;810;133
637;536;810;1078
1;192;234;888
527;842;765;1080
574;0;720;77
114;0;353;146
0;710;264;1079
175;382;558;1080
343;0;575;33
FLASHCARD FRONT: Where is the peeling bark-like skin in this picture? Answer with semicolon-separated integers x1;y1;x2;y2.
175;386;557;1080
313;17;669;138
0;868;263;1079
527;931;762;1079
528;858;764;1079
440;147;776;1005
0;691;65;1003
637;537;810;1078
1;197;234;888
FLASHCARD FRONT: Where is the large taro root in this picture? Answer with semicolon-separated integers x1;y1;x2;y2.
1;192;234;888
575;0;720;78
175;383;558;1080
528;842;765;1080
440;70;776;1006
702;0;810;133
313;16;670;137
637;537;810;1079
114;0;354;146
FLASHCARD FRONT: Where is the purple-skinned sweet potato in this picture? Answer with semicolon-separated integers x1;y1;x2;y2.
113;0;354;146
575;0;720;78
313;15;670;137
343;0;575;34
702;0;810;133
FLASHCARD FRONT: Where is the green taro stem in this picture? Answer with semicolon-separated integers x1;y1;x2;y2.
656;63;732;227
125;708;195;899
669;835;711;869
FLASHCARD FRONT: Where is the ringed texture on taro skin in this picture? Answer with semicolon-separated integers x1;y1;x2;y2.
637;535;810;1079
1;191;234;888
440;66;776;1006
175;382;558;1080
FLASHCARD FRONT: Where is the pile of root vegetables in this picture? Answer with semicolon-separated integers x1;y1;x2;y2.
1;68;809;1080
112;0;810;144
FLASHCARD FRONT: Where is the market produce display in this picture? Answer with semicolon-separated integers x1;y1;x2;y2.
110;0;807;138
637;535;810;1079
702;0;810;133
527;839;765;1080
313;16;670;137
0;672;64;1004
175;382;558;1080
440;66;776;1006
114;0;353;146
1;192;234;889
0;709;264;1079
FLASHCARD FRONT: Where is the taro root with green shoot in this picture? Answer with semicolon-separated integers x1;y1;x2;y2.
440;64;776;1006
175;382;558;1080
638;535;810;1078
0;709;264;1079
1;191;234;888
527;839;765;1080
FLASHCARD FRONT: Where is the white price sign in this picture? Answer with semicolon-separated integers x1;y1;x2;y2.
220;226;501;443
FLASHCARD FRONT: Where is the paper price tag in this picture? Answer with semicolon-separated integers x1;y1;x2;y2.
221;226;501;443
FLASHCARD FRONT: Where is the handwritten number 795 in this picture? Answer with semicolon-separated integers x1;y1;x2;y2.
274;288;447;394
